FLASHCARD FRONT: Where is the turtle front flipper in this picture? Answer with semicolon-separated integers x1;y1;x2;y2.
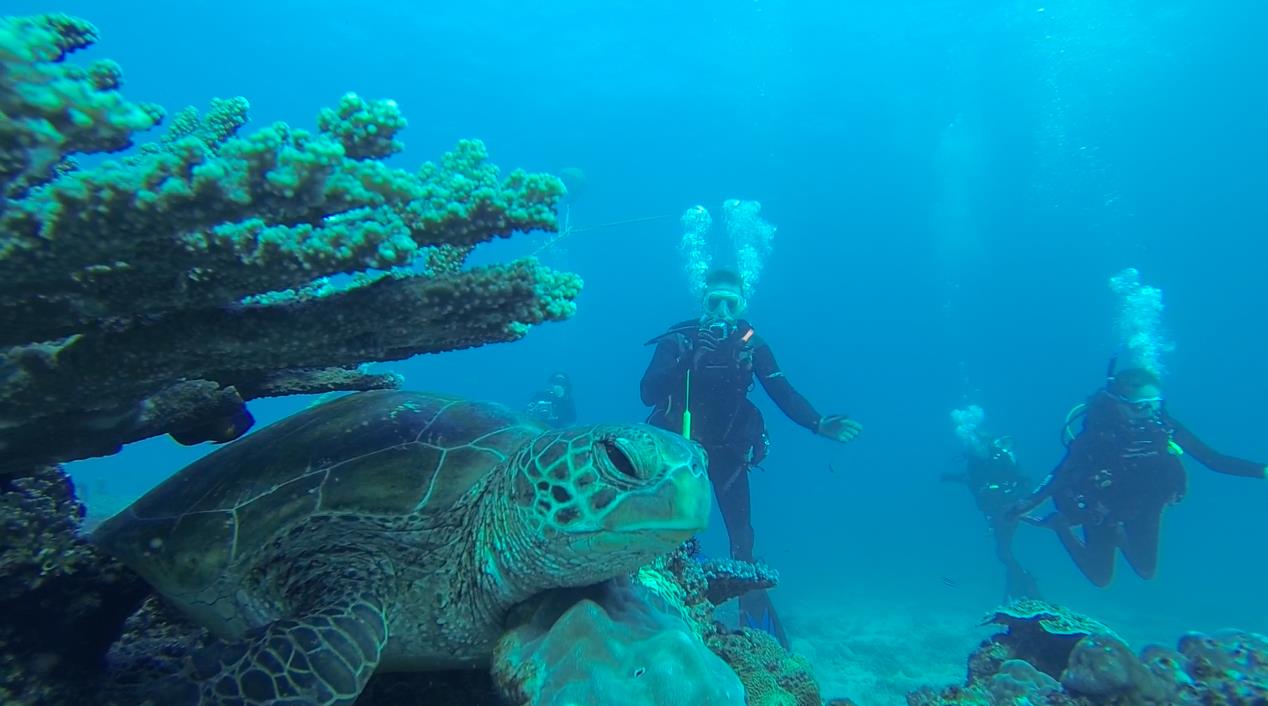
179;596;390;706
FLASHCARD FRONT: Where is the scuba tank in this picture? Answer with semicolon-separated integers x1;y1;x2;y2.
1060;355;1119;447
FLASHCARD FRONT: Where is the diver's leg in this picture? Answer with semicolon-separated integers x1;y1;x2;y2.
991;516;1018;564
707;448;755;562
1051;519;1117;587
992;518;1040;600
1120;505;1163;580
707;448;790;648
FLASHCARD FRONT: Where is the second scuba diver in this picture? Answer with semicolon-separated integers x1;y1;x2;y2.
640;268;862;648
1009;364;1267;587
942;430;1042;601
524;371;577;429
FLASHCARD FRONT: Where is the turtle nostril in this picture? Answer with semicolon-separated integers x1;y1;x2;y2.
599;438;639;479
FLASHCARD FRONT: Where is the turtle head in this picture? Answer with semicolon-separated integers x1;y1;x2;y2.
501;423;710;588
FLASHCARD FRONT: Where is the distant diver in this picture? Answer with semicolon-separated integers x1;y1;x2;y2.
943;406;1041;601
640;267;861;648
524;371;577;429
1008;364;1267;587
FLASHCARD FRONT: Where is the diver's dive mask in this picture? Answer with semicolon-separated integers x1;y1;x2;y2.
990;436;1016;464
1109;391;1165;415
703;288;746;320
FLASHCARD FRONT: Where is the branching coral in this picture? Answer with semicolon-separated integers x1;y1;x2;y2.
0;14;163;199
700;557;780;605
0;14;581;473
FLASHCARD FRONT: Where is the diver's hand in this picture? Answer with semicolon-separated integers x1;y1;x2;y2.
1018;511;1068;530
691;331;723;367
1002;495;1045;523
817;415;862;443
1002;500;1027;522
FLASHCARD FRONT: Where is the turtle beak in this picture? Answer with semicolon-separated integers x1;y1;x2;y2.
601;460;711;536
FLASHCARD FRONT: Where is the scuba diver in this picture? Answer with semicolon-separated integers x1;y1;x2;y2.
941;427;1041;601
1009;363;1267;587
524;372;577;429
640;267;862;648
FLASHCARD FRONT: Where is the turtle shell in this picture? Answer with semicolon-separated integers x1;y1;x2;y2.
93;390;542;607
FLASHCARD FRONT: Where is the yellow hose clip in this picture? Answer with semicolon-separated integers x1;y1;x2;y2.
682;369;692;440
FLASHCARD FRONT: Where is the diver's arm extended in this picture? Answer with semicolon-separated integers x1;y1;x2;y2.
751;339;823;431
1167;415;1267;478
640;335;688;407
1005;462;1062;518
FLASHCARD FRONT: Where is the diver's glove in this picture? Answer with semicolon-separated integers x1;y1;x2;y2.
1002;494;1047;523
816;414;862;443
691;329;730;368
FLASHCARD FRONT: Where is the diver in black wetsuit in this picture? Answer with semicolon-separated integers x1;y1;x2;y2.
1010;365;1267;587
640;268;861;648
941;432;1041;601
524;371;577;429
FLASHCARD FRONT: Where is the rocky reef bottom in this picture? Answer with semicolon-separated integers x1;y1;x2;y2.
908;598;1268;706
0;465;148;706
3;466;1266;705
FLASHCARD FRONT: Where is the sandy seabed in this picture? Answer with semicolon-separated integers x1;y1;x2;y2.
757;595;995;706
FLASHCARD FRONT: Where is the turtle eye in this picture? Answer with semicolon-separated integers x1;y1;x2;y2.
598;438;639;479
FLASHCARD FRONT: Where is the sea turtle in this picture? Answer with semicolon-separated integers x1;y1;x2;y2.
93;389;711;705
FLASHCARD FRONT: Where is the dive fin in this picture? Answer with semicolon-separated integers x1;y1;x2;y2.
738;589;790;650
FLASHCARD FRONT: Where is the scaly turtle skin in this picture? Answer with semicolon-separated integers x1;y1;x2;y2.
93;390;711;706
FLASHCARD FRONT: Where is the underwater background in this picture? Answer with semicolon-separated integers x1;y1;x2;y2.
16;0;1266;701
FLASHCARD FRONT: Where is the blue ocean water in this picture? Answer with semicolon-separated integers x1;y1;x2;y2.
20;0;1267;696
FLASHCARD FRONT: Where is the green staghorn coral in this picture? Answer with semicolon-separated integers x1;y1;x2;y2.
0;14;164;199
0;13;580;473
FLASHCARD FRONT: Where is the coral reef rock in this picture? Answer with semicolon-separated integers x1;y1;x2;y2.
494;580;746;706
907;599;1268;706
0;465;148;706
707;628;822;706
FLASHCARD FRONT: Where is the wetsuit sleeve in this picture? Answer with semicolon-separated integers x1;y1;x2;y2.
752;340;822;431
1006;456;1064;515
1168;415;1266;478
640;335;688;407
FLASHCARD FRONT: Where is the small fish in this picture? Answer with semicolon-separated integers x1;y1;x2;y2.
828;460;838;474
942;577;959;589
